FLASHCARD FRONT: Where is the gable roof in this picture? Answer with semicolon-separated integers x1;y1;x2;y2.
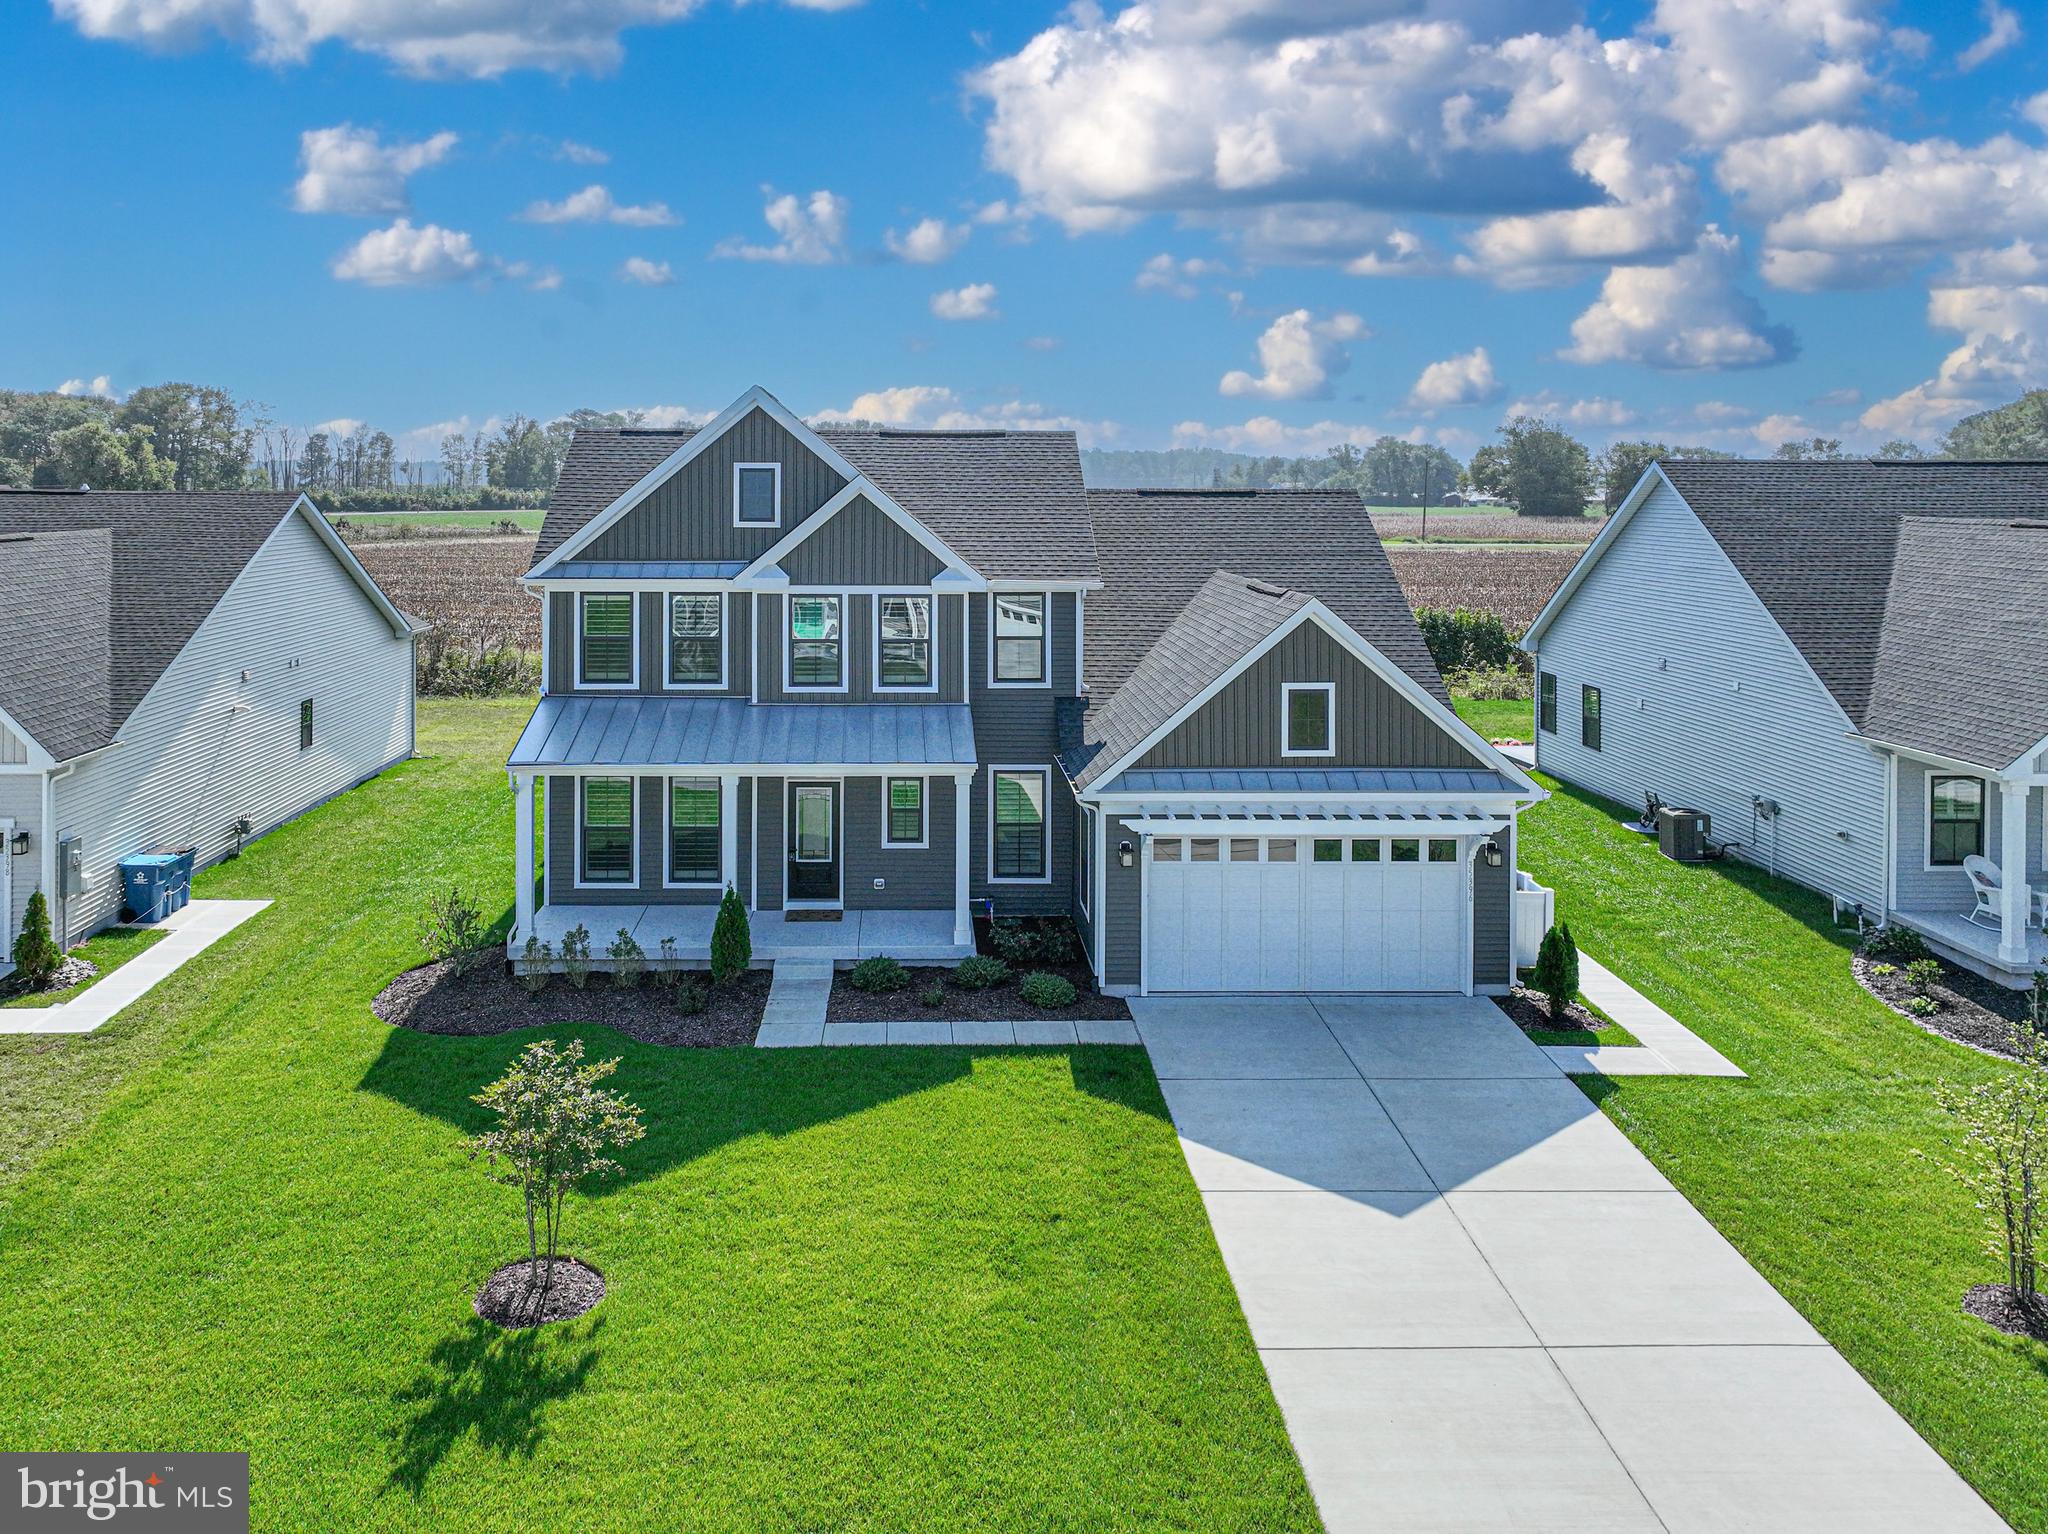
1862;517;2048;771
533;408;1100;582
0;491;411;760
0;528;112;763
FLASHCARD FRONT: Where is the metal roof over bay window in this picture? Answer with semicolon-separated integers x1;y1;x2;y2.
509;694;977;771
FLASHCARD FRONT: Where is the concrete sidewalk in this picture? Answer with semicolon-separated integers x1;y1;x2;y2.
0;900;270;1036
1135;994;2008;1534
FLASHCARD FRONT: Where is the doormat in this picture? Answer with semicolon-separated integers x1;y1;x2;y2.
785;909;843;922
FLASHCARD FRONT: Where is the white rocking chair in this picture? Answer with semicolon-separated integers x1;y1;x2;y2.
1962;854;2002;929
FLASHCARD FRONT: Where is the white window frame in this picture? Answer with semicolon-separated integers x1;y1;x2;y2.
574;775;639;890
576;592;640;691
987;764;1053;884
663;775;724;890
873;591;939;694
988;591;1051;689
1077;805;1093;916
783;590;849;695
881;775;929;850
663;591;726;691
732;462;782;528
1280;681;1336;759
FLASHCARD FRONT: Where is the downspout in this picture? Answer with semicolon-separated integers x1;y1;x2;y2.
43;761;79;948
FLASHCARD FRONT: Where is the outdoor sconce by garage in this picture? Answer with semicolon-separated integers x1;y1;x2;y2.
1481;842;1504;867
8;830;28;856
1118;840;1134;868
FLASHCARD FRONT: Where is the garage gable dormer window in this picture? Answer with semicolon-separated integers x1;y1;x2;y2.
1281;682;1335;758
734;463;781;527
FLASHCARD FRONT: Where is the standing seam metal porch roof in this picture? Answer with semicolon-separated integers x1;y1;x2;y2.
510;695;978;769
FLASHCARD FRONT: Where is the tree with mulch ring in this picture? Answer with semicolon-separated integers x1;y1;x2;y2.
374;958;772;1047
1936;1020;2047;1341
1493;984;1638;1047
467;1038;643;1329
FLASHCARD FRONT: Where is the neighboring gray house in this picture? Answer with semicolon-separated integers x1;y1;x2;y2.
509;386;1544;995
1523;460;2048;987
0;491;420;961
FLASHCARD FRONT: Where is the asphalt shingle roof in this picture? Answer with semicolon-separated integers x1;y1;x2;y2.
0;528;113;762
535;423;1100;581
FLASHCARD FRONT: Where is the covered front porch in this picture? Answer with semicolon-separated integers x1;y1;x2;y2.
524;903;974;966
1890;908;2048;986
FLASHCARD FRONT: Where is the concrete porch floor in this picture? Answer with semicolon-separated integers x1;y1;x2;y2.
1893;907;2048;984
516;904;974;965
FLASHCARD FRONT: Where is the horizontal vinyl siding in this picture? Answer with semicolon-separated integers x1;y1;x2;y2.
778;497;945;586
0;776;42;948
968;592;1075;915
51;511;413;941
1893;760;2044;912
842;775;955;910
1534;480;1887;913
1472;829;1510;989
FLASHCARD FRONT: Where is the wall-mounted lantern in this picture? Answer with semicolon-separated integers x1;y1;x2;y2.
7;830;28;856
1481;842;1504;868
1118;840;1135;868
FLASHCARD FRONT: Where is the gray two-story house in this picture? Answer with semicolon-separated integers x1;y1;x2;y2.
508;386;1543;996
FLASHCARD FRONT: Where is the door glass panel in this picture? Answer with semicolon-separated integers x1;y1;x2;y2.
794;788;832;861
1230;838;1260;861
1313;838;1342;862
1189;838;1220;862
1391;839;1421;862
1351;839;1381;861
1428;839;1458;862
1154;838;1182;861
1266;839;1297;861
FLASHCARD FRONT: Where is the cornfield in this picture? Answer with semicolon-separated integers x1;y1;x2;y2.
1386;546;1583;634
1369;512;1603;543
355;537;540;649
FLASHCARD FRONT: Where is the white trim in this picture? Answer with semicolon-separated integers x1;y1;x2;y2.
0;704;54;771
662;591;728;691
574;591;640;691
528;760;977;778
1923;772;1988;874
881;774;929;849
1521;464;1668;651
1884;749;1899;915
1090;789;1532;807
528;577;737;593
987;579;1101;592
512;772;536;940
573;774;640;891
1077;804;1093;917
872;592;940;694
2006;732;2048;778
988;764;1053;884
289;495;413;638
531;385;863;575
1077;602;1544;802
1075;589;1087;692
987;591;1051;689
1280;681;1336;758
538;589;552;698
1853;734;2009;778
952;769;974;946
731;477;984;588
782;590;850;695
1089;806;1107;982
732;462;783;529
662;774;726;890
1137;825;1151;996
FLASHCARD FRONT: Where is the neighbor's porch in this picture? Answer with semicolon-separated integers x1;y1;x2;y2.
524;903;973;966
1885;752;2047;988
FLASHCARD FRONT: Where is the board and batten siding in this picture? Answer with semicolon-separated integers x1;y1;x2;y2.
1102;812;1144;989
777;497;945;587
1532;478;1887;913
582;409;848;564
1472;828;1511;990
49;509;414;941
0;775;42;951
548;590;751;697
753;592;965;704
967;591;1078;916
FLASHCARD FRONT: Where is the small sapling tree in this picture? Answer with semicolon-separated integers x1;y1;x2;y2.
710;885;751;983
1530;920;1579;1022
1937;1024;2048;1317
12;890;61;990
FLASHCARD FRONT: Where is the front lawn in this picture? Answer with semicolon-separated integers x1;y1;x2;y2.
1493;745;2048;1530
0;701;1314;1533
1452;693;1531;742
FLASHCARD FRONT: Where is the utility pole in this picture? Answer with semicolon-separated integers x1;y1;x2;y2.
1421;460;1432;542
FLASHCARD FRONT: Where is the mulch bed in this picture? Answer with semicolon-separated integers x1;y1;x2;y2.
1;955;98;1003
1852;952;2040;1062
1493;985;1610;1040
373;958;771;1047
828;962;1131;1023
1963;1283;2048;1341
474;1256;605;1329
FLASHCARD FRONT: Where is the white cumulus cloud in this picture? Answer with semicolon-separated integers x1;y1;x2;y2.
930;283;999;321
520;184;677;226
331;219;486;285
1408;347;1503;410
1171;416;1389;453
813;386;1117;444
885;217;969;263
619;256;674;286
1506;391;1640;427
56;375;117;399
1563;229;1797;369
1957;1;2020;71
1220;309;1368;400
292;124;457;215
713;187;849;264
1135;253;1228;298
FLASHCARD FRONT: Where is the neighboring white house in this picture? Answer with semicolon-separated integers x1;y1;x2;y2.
1523;459;2048;987
1;490;421;960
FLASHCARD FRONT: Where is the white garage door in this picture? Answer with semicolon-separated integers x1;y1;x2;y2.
1146;833;1468;993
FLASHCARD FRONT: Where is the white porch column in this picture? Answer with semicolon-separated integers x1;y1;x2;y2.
953;769;976;946
1998;779;2031;967
513;772;536;940
720;773;741;901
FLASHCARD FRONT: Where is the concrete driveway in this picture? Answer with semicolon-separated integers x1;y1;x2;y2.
1133;994;2009;1534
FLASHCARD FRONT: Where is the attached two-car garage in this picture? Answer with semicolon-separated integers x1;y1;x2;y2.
1143;830;1475;994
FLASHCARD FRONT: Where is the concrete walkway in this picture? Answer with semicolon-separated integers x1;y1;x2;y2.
0;900;270;1036
1542;951;1747;1078
1134;994;2008;1534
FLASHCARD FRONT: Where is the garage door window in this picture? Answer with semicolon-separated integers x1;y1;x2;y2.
1313;839;1342;862
1266;839;1296;861
1351;839;1380;861
1428;839;1458;862
1189;838;1220;862
1154;839;1181;862
1390;839;1420;862
1230;838;1260;861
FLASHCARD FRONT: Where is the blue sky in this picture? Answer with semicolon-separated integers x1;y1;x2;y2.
6;0;2047;462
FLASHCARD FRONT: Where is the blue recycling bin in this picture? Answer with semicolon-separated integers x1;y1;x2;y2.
119;853;182;924
148;845;196;914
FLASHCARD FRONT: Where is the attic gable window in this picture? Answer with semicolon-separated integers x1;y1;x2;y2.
1282;682;1335;758
734;463;781;527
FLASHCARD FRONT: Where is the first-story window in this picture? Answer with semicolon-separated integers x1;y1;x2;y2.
993;593;1047;683
579;593;634;686
668;594;722;686
878;595;933;688
1581;684;1602;750
1538;672;1557;733
1283;682;1335;756
298;698;313;751
668;777;721;885
884;777;926;846
991;768;1048;879
789;594;842;687
579;777;635;885
1929;775;1984;867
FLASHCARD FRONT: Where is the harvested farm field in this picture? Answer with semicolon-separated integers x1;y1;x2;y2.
1387;545;1582;631
1368;512;1602;544
355;534;539;648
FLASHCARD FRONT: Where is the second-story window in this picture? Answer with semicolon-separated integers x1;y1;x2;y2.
789;594;842;687
877;594;933;688
668;594;722;686
734;463;780;526
578;593;634;686
993;592;1047;684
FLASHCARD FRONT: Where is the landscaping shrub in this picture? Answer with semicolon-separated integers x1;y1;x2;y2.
988;919;1040;965
674;979;707;1016
559;924;592;990
1444;664;1533;702
418;885;491;973
1908;996;1940;1018
1937;1023;2048;1315
1864;924;1930;963
1905;958;1943;1002
607;928;646;990
1530;920;1579;1022
416;636;542;699
710;887;751;983
951;955;1011;991
1416;606;1521;676
467;1039;644;1291
849;956;911;993
2034;970;2048;1037
1018;971;1078;1010
652;936;681;992
918;983;946;1010
517;936;552;993
11;889;61;990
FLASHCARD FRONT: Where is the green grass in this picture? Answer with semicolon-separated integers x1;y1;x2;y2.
0;701;1313;1533
336;509;545;533
2;924;167;1009
1457;694;2048;1531
1452;693;1533;742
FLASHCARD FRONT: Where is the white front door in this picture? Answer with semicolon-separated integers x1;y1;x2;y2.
1147;832;1469;993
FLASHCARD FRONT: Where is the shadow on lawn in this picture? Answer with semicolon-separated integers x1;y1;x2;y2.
383;1314;605;1498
